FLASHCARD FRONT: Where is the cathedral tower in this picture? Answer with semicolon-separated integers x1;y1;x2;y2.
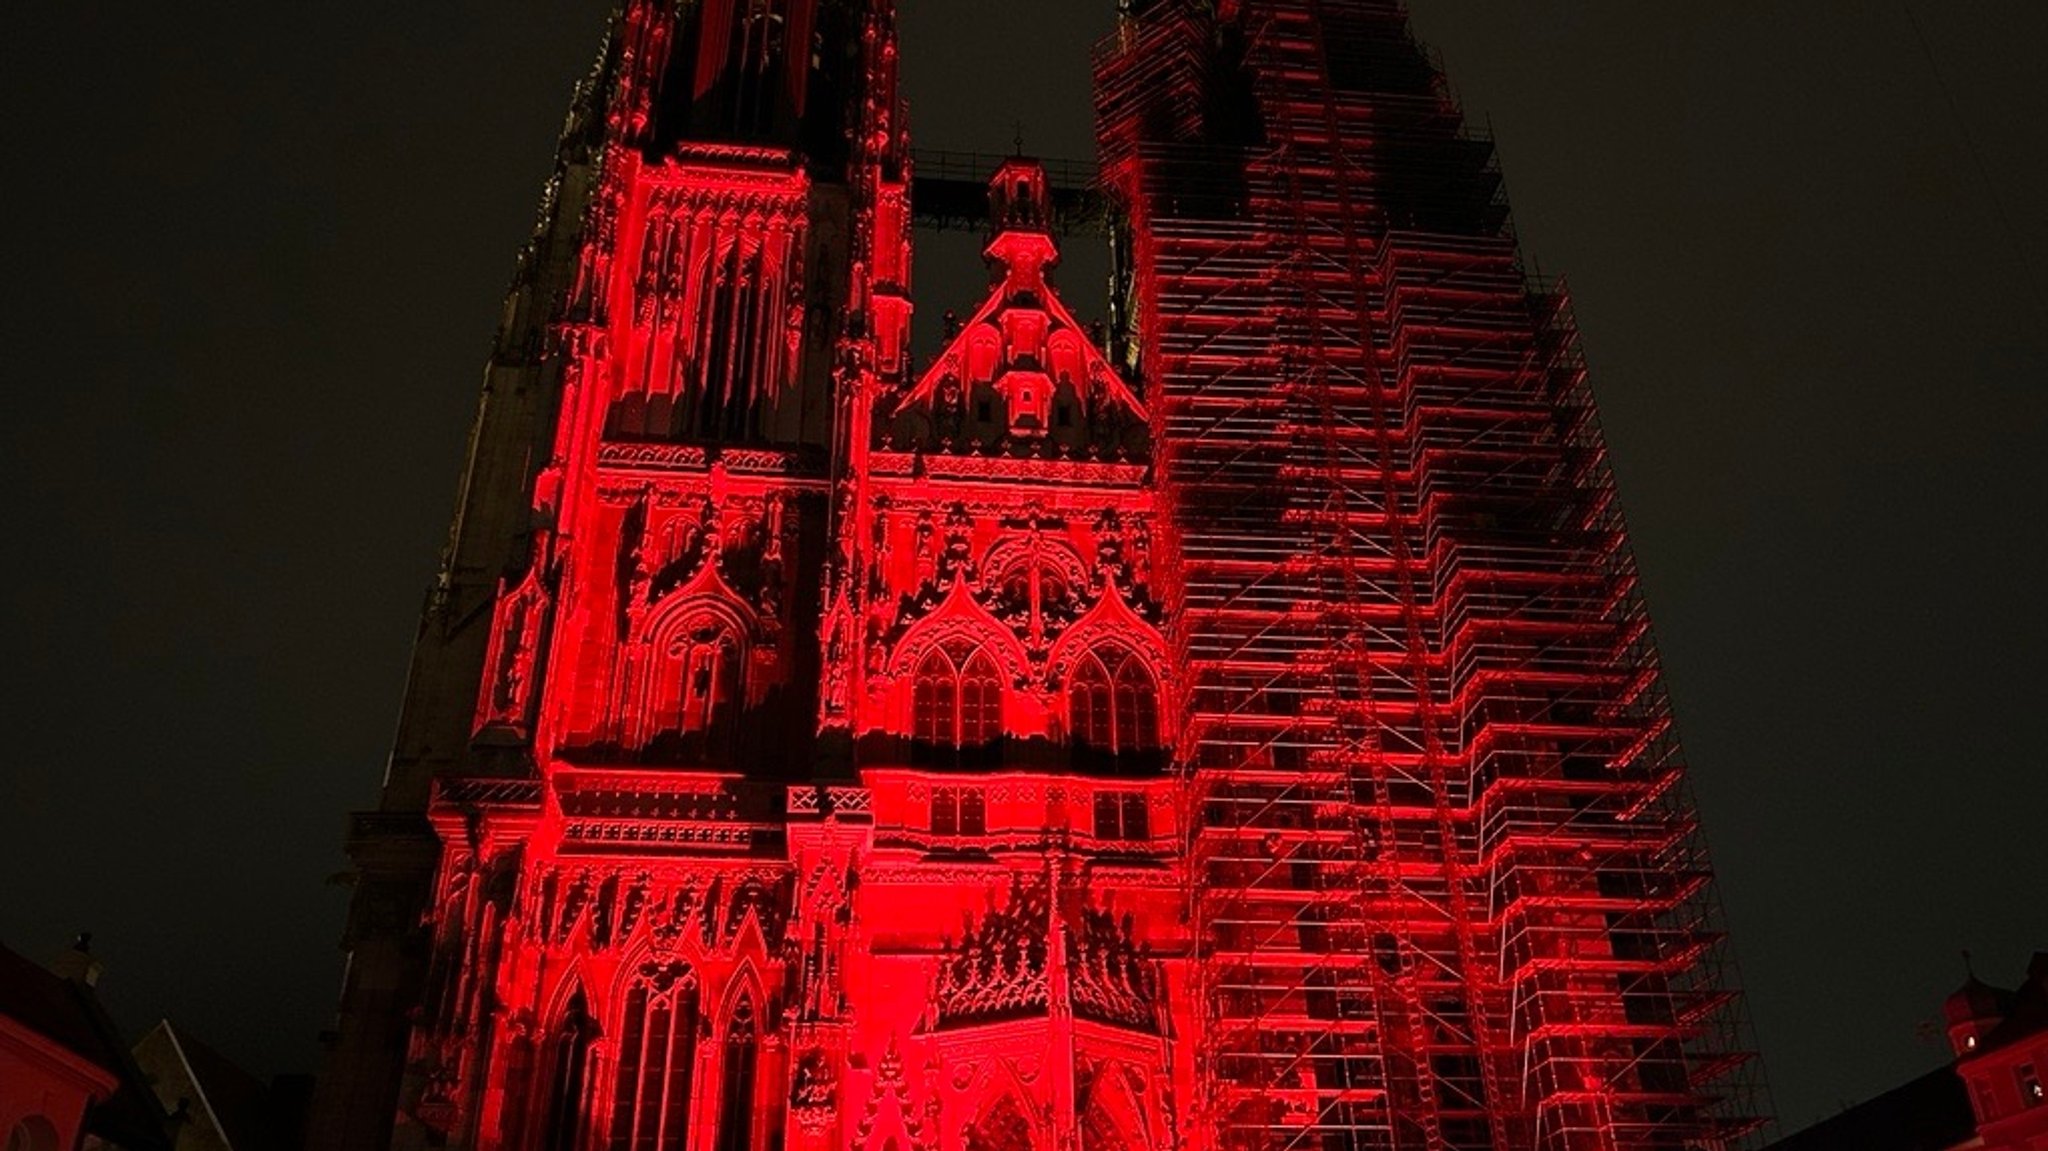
310;1;907;1147
313;3;1765;1151
1096;1;1765;1148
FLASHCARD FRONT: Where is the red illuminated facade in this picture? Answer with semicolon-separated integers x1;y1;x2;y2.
310;3;1764;1151
1945;956;2048;1150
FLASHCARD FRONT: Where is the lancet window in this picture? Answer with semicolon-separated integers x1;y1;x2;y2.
685;233;770;441
1067;649;1159;756
609;966;699;1151
715;996;760;1151
912;646;1004;748
722;0;788;137
539;992;595;1151
612;203;801;445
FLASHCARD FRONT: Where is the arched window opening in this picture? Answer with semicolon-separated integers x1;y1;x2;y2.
1112;653;1158;753
1070;657;1113;750
611;968;699;1151
912;645;1005;751
959;650;1003;746
650;615;745;761
690;236;775;443
997;564;1072;621
715;997;760;1151
1068;649;1158;757
723;0;787;137
7;1117;61;1151
540;992;595;1151
913;650;957;746
679;633;736;733
966;1096;1035;1151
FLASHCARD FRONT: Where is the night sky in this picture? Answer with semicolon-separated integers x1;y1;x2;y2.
4;2;2044;1137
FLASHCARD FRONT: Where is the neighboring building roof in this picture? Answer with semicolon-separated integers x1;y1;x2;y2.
1762;1065;1976;1151
0;939;172;1150
135;1019;297;1151
1975;951;2048;1054
0;938;112;1064
1945;975;2015;1028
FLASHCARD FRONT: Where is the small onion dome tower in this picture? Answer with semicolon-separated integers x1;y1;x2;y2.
1943;959;2014;1056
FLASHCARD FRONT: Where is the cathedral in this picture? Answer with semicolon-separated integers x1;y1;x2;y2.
307;3;1766;1151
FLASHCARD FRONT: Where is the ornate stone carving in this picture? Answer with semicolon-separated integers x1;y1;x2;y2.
930;874;1162;1034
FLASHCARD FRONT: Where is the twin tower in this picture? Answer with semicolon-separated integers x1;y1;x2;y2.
310;4;1765;1151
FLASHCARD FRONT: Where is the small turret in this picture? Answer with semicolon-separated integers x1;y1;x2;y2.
1944;953;2013;1056
984;158;1060;297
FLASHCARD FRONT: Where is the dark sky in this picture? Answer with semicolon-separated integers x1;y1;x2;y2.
4;2;2044;1136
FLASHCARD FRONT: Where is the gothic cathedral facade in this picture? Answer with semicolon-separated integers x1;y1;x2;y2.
310;4;1764;1151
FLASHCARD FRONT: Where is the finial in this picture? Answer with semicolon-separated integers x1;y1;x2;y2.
1963;949;1977;979
1012;121;1026;156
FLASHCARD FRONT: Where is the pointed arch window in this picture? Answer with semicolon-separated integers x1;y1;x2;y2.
715;997;760;1151
966;1096;1035;1151
721;0;788;137
960;649;1003;746
610;965;698;1151
912;646;1005;748
1068;649;1158;756
648;612;746;761
913;650;954;746
539;992;595;1151
7;1117;61;1151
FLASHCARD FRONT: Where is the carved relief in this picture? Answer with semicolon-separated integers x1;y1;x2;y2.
852;1039;936;1151
522;865;793;955
931;874;1163;1035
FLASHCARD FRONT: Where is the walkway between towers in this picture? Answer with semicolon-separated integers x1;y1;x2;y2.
911;148;1104;233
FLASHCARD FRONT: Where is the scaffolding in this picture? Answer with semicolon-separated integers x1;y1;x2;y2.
1096;3;1767;1149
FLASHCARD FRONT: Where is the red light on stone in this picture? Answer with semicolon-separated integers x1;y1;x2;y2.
309;3;1766;1150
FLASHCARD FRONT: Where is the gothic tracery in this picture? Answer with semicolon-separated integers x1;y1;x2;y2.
388;8;1179;1151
